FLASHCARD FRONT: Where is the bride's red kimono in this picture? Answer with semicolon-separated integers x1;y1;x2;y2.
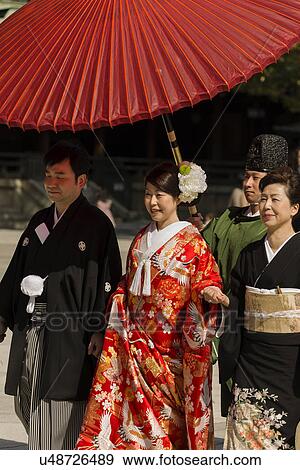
76;222;222;450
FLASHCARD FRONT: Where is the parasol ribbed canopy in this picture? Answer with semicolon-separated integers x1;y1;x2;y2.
0;0;299;131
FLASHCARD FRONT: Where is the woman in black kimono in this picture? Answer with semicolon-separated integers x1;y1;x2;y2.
222;167;300;450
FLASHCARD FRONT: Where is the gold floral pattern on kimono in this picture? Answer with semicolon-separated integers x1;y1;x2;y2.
225;385;292;450
76;224;222;450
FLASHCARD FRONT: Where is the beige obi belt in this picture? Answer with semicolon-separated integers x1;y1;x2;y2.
244;286;300;334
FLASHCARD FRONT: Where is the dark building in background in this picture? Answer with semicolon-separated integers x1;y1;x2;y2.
0;91;299;225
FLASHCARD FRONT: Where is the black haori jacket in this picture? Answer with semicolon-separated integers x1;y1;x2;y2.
0;194;122;400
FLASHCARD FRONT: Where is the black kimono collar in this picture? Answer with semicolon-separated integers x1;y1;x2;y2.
27;193;88;276
255;232;300;288
47;193;87;228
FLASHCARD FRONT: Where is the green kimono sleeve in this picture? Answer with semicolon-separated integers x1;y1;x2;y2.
202;217;219;253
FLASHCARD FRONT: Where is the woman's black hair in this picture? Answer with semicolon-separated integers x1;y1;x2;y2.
259;166;300;206
145;162;180;198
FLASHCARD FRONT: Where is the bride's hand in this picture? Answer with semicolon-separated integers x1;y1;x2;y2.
201;286;229;307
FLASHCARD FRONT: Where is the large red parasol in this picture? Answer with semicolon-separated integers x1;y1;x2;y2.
0;0;299;134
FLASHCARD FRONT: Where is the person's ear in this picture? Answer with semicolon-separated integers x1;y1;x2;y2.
78;174;87;188
291;203;299;217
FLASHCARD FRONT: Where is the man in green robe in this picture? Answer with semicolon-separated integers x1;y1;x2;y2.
202;134;289;416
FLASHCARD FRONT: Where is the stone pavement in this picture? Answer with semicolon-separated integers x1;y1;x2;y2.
0;229;225;450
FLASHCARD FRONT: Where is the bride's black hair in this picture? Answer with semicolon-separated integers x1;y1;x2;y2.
145;162;180;198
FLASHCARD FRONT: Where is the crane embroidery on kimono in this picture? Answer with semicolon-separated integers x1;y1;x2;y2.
145;408;167;439
94;412;114;449
119;401;152;448
194;410;211;434
152;248;190;286
159;403;184;428
102;355;123;383
184;302;216;348
108;297;127;338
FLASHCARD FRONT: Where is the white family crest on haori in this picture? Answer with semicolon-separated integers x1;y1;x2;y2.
78;241;86;251
22;237;29;246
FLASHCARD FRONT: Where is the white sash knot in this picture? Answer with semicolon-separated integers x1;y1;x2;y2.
129;252;152;296
129;221;191;297
21;275;47;314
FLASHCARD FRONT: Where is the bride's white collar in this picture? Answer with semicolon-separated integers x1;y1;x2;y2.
129;221;191;296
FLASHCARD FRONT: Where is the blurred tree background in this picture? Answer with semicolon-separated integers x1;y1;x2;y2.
242;44;300;113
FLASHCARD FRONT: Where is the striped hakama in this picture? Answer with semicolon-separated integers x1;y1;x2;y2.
14;303;86;450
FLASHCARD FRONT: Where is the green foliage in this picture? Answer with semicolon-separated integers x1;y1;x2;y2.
241;45;300;113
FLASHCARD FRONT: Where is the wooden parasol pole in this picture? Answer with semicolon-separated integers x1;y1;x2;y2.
162;114;203;225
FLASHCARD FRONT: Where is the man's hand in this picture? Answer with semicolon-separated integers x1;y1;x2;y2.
201;286;229;307
88;332;104;358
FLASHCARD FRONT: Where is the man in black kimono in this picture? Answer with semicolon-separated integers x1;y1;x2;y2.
0;141;122;449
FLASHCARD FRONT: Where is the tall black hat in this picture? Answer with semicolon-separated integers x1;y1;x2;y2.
245;134;288;172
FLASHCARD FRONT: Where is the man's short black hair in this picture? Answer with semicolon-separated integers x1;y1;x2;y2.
44;141;91;179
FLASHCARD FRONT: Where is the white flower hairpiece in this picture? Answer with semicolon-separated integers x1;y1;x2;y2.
178;162;207;203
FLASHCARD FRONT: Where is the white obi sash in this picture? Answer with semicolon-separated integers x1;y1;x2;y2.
244;286;300;334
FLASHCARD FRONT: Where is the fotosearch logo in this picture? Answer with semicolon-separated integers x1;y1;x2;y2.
40;311;107;333
34;307;241;335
